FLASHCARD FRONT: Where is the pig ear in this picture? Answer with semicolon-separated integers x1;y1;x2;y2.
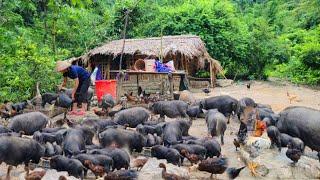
147;103;154;109
202;109;208;115
162;123;167;129
26;100;32;105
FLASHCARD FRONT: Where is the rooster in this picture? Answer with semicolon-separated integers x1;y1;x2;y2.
124;92;138;103
93;108;108;117
254;119;267;137
84;160;105;178
248;161;260;176
287;91;300;104
233;138;241;151
132;157;148;171
247;83;251;90
25;170;46;180
202;88;211;96
181;149;201;165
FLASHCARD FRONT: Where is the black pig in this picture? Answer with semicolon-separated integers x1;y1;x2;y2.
8;112;48;135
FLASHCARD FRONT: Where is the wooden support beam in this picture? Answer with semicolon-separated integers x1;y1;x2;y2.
107;57;111;79
116;72;124;102
168;73;173;100
209;60;215;88
185;57;188;75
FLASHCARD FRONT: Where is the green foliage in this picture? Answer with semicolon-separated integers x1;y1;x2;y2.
1;0;320;102
300;43;320;69
196;70;210;78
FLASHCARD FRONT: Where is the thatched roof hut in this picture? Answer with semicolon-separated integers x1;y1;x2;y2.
71;35;221;78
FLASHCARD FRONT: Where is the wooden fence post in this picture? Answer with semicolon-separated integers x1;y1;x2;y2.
168;73;173;100
210;60;214;88
116;71;124;102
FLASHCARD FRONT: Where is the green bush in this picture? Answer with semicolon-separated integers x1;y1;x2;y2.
300;43;320;69
1;0;320;102
195;70;210;78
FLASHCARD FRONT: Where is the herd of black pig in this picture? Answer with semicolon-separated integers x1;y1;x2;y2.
0;93;320;179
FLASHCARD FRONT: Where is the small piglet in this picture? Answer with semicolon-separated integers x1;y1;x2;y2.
88;148;130;171
63;127;94;157
151;145;182;166
267;126;281;151
204;109;227;145
149;100;189;119
162;119;192;146
114;107;150;128
187;106;202;119
33;131;64;145
50;155;86;179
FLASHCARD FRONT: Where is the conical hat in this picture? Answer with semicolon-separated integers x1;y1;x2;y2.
56;61;71;72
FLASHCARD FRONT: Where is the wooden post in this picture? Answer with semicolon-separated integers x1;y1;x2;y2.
210;60;214;88
168;73;173;100
185;57;188;75
119;10;130;71
136;74;139;90
106;57;111;79
116;71;124;102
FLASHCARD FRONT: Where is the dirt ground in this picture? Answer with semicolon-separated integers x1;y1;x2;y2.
1;80;320;179
189;80;320;179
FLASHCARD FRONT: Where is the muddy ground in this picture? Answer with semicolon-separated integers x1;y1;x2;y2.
1;80;320;179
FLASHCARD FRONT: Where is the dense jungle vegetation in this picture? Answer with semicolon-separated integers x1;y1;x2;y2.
0;0;319;102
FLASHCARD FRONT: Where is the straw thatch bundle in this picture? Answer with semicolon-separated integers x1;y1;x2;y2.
65;35;222;76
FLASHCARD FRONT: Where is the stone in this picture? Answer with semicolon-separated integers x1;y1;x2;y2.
244;133;271;158
138;158;190;180
240;135;320;179
19;168;78;180
216;79;233;87
179;90;196;105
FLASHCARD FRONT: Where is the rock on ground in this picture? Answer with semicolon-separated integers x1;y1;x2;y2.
240;134;320;179
139;158;189;180
244;133;271;158
19;168;78;180
216;79;234;87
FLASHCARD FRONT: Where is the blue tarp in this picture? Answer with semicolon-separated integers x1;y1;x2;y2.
155;60;172;73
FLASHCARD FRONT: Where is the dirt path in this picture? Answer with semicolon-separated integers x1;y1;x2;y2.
1;80;320;179
193;80;320;112
188;80;320;179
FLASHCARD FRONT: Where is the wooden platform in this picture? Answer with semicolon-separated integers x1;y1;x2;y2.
110;70;187;101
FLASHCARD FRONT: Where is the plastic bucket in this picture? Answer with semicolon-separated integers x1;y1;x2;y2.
95;80;117;102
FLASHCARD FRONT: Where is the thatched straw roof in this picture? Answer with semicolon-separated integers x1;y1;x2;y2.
66;35;222;74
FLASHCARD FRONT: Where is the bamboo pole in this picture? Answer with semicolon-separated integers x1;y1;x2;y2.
119;10;130;71
210;60;214;88
106;57;110;79
160;27;163;63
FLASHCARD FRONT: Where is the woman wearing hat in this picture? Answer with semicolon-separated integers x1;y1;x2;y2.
56;60;91;115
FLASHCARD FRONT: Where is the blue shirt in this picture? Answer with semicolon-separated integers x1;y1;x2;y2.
63;65;90;82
